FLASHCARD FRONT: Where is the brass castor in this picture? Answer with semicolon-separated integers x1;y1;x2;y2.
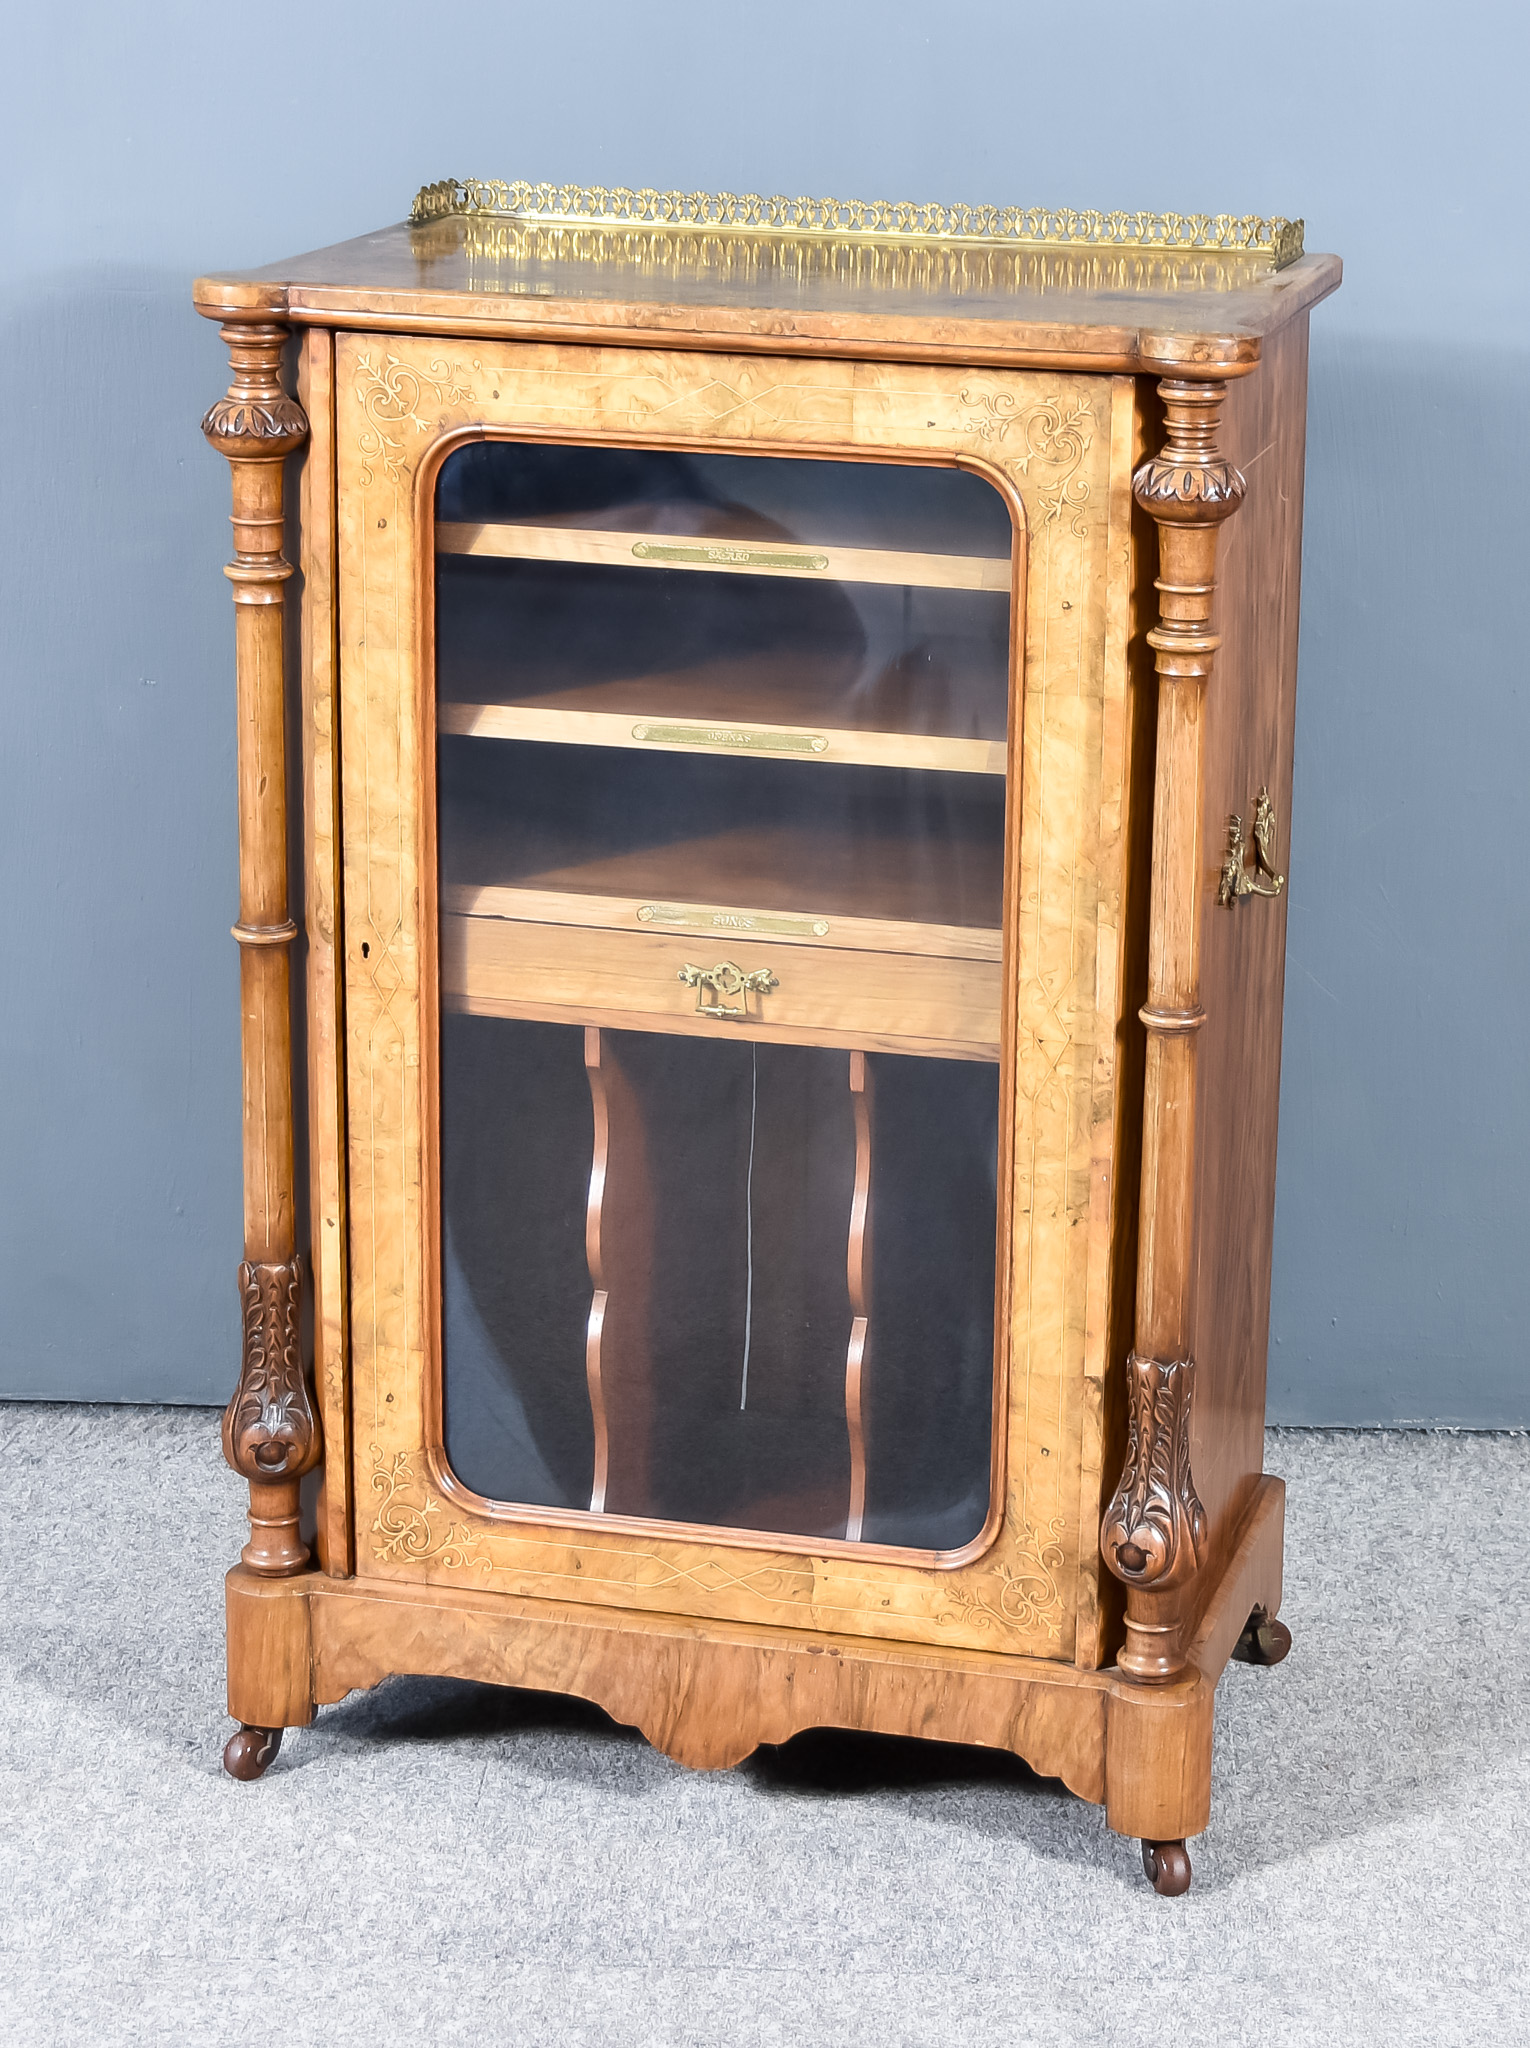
223;1725;283;1781
1141;1838;1192;1896
1232;1606;1293;1667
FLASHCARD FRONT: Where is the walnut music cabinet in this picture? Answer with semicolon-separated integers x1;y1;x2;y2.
194;181;1339;1895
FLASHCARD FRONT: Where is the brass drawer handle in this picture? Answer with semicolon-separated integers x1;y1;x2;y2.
1218;785;1285;905
678;960;780;1019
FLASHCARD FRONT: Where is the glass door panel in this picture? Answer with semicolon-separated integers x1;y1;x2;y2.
434;439;1012;1552
436;441;1013;767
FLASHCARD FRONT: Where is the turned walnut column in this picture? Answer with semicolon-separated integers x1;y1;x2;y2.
1102;377;1246;1684
203;319;319;1576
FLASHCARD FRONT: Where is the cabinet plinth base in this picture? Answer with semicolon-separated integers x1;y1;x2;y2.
225;1476;1284;1859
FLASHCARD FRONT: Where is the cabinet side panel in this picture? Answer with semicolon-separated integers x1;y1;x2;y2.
298;328;353;1574
1189;314;1310;1600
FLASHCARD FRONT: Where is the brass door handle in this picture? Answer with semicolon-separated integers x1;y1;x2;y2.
1218;785;1285;905
678;961;779;1018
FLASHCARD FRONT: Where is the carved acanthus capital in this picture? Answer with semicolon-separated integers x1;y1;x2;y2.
1101;1352;1207;1590
1133;451;1245;521
223;1257;320;1484
201;321;308;462
1132;378;1245;527
201;391;308;457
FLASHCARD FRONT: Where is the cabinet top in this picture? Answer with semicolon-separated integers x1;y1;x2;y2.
194;179;1341;375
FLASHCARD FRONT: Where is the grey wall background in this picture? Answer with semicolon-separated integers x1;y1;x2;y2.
1;1;1525;1421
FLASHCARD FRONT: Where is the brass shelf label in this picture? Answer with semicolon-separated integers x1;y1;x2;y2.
631;721;830;755
632;540;829;572
639;904;830;939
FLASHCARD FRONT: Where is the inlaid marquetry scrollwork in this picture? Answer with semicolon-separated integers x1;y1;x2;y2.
222;1257;320;1483
365;1446;835;1601
958;388;1020;442
960;391;1094;534
354;350;480;484
937;1517;1067;1640
1101;1354;1207;1591
369;1448;494;1573
1010;398;1093;477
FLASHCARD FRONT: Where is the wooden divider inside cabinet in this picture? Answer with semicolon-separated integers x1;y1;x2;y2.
556;1029;867;1539
844;1050;873;1542
582;1026;652;1517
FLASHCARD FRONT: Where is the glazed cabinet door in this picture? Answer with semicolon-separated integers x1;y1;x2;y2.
436;437;1006;1548
337;336;1136;1663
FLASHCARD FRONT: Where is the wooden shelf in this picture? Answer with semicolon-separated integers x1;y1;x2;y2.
441;696;1006;776
435;550;1012;764
438;651;1007;743
436;520;1011;592
444;818;1006;938
445;882;1000;963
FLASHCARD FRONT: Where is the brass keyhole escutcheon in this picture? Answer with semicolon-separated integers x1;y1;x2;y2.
1218;785;1286;906
678;960;780;1019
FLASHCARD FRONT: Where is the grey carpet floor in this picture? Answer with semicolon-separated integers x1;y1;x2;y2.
0;1407;1524;2048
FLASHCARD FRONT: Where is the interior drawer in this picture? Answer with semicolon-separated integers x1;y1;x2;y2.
442;913;1001;1060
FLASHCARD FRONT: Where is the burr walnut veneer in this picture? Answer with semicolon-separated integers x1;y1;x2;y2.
196;187;1337;1891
